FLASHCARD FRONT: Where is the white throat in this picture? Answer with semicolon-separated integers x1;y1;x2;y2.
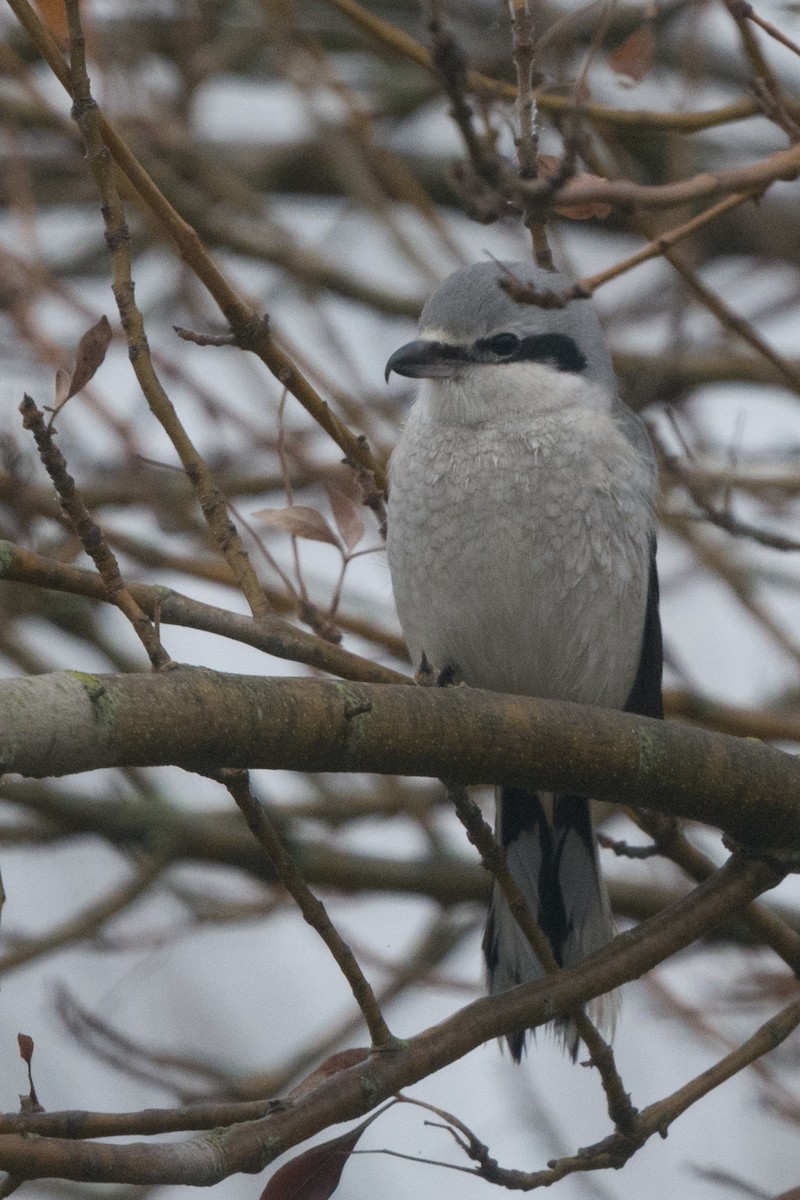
418;362;614;429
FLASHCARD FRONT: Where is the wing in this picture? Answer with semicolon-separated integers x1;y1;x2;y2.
624;537;663;719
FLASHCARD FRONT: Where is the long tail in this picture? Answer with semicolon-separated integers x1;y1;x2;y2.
481;786;615;1061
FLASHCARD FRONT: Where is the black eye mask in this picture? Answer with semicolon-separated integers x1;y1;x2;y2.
475;331;587;373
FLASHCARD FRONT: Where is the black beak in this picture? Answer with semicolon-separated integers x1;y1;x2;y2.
384;339;468;382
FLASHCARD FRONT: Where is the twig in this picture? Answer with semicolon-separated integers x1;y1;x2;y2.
597;832;660;860
665;512;800;667
63;0;272;621
174;326;237;347
576;109;800;396
6;0;387;496
578;191;759;297
632;808;800;975
507;0;538;176
734;0;800;58
642;992;800;1132
514;139;800;216
427;6;509;226
18;395;171;670
350;888;800;1191
660;246;800;397
662;452;800;552
219;768;398;1050
506;0;553;268
0;1098;285;1139
275;388;311;613
0;538;407;684
721;0;800;139
316;0;781;133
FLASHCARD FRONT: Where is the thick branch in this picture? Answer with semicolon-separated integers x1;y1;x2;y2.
0;671;798;850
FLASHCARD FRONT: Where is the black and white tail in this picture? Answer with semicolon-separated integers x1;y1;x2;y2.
481;786;616;1060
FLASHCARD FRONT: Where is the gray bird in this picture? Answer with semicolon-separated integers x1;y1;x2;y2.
385;259;662;1059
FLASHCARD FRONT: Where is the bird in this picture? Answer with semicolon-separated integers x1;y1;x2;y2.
384;259;662;1059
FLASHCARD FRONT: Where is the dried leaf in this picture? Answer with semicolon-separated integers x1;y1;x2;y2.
65;315;112;402
54;367;70;408
609;24;655;83
260;1127;364;1200
536;156;613;221
552;189;613;221
325;486;365;554
253;505;342;550
288;1048;370;1100
17;1032;43;1112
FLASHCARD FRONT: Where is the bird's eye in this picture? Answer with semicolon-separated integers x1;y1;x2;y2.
487;333;520;357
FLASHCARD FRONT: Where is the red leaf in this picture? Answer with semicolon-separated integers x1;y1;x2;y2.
17;1034;33;1064
288;1048;370;1100
65;315;112;401
253;505;342;549
325;486;365;554
260;1124;365;1200
609;23;655;83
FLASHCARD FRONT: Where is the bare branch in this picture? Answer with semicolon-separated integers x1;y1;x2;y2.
1;671;799;852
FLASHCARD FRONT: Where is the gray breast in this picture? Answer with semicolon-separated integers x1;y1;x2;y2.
387;397;654;709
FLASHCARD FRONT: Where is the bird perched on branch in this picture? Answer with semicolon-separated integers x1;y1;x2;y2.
385;259;662;1058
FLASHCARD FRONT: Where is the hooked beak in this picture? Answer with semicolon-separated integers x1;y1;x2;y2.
384;339;468;382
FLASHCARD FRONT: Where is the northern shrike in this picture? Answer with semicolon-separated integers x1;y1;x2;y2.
385;260;662;1058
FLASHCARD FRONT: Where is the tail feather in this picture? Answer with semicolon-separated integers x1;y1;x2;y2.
482;786;615;1061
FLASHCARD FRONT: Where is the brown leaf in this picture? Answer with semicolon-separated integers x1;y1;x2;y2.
536;156;613;221
288;1048;370;1100
552;190;613;221
259;1124;366;1200
65;315;112;402
17;1033;43;1112
609;24;655;83
252;505;342;549
325;486;365;554
54;367;70;408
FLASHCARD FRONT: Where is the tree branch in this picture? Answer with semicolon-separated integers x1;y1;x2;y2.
0;671;799;851
0;854;781;1184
